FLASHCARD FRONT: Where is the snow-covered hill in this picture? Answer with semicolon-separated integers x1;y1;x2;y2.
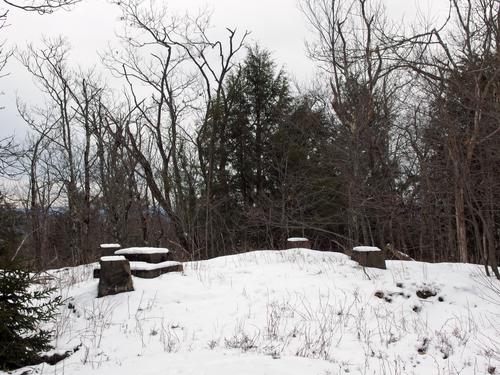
7;249;500;375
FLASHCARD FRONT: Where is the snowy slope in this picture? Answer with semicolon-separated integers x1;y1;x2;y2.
6;249;499;375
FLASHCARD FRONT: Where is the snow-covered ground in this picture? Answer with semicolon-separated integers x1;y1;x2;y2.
6;249;500;375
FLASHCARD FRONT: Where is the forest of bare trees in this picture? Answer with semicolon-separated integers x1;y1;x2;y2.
0;0;498;277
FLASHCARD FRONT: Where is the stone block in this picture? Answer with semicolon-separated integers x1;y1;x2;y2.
286;237;311;249
97;256;134;297
100;243;121;257
114;247;172;263
130;261;183;279
351;246;386;269
94;260;183;279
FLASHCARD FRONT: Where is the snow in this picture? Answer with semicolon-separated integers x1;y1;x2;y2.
94;260;180;271
115;247;170;255
100;243;121;249
287;237;308;242
353;246;381;252
8;249;499;375
100;255;126;262
130;261;181;271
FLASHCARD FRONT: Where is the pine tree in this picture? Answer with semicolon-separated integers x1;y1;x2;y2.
226;45;291;204
0;266;62;370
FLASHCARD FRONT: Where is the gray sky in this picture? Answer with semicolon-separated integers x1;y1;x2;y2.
0;0;448;140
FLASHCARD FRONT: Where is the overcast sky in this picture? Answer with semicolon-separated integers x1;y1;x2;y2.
0;0;449;140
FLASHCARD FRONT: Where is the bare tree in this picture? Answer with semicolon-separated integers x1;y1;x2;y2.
392;0;500;271
300;0;401;248
103;0;249;257
0;0;80;78
18;38;105;264
1;0;79;14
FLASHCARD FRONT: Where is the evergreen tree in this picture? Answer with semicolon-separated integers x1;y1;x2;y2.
0;266;62;370
226;45;291;204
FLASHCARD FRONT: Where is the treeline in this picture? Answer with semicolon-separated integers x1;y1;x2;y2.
0;0;498;275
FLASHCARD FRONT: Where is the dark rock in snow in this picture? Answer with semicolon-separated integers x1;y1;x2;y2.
417;338;429;354
40;344;81;366
416;289;437;299
374;291;385;299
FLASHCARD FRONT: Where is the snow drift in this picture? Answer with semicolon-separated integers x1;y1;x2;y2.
6;249;499;375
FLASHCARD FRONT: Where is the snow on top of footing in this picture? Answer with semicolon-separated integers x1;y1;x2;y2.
100;243;121;248
353;246;381;252
100;255;126;262
130;261;181;271
34;248;499;375
115;247;170;255
287;237;309;242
